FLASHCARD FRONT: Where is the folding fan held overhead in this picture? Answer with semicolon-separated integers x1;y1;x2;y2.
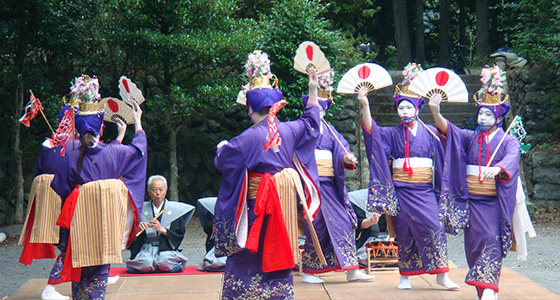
118;76;145;106
336;63;393;94
293;41;331;74
99;97;135;124
408;67;468;102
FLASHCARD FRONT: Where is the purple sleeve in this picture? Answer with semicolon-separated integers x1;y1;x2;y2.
118;130;148;221
214;138;246;257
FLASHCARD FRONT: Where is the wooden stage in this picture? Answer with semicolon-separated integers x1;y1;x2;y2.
8;268;559;299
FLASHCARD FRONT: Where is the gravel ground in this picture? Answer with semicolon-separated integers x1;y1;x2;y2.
1;218;558;298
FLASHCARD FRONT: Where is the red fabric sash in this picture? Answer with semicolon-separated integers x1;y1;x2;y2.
55;185;82;282
246;173;294;272
60;235;82;282
56;185;80;229
19;200;56;265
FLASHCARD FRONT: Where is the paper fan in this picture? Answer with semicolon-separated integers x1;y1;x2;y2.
336;63;392;94
408;68;468;102
100;97;134;124
293;41;331;74
118;76;145;106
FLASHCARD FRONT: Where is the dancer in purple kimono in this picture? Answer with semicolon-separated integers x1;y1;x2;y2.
429;91;519;300
214;51;321;300
51;75;147;300
357;86;460;290
300;87;374;283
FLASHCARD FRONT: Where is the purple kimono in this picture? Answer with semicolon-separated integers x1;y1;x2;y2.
440;122;519;293
51;131;147;300
214;104;320;300
363;119;450;276
302;122;359;273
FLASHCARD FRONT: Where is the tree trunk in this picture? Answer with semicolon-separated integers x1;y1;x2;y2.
14;83;25;224
392;0;411;68
476;0;490;59
414;0;424;63
439;0;450;66
167;125;182;201
458;0;467;46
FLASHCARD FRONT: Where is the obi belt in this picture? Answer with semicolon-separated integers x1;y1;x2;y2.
466;165;497;196
19;174;62;245
392;157;433;184
248;168;306;266
70;179;131;268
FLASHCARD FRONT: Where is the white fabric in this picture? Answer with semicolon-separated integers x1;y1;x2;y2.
513;177;537;260
467;164;490;176
392;157;433;169
314;149;333;161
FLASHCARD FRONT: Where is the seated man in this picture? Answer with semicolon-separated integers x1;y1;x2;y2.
126;175;195;273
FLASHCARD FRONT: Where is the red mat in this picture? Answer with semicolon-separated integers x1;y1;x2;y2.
109;265;223;277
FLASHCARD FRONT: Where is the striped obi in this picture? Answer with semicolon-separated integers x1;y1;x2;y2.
392;157;433;184
315;149;334;177
248;168;305;262
70;179;130;268
466;165;497;196
18;174;61;246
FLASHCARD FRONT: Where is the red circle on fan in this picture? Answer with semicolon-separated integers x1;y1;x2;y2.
107;99;119;112
358;65;370;79
435;71;449;86
306;45;314;61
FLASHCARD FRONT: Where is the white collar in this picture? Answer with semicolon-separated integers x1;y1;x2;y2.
152;199;166;216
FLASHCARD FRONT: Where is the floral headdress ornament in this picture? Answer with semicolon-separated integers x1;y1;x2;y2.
318;70;335;91
70;74;101;103
244;50;278;90
402;62;424;85
474;65;508;106
478;65;506;95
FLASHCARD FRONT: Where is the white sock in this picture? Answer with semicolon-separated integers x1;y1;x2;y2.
108;275;119;285
41;284;69;300
398;276;411;290
302;273;324;284
481;288;496;300
436;273;460;290
346;269;375;282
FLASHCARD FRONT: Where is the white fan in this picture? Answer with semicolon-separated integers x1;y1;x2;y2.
236;83;250;106
293;41;331;74
336;63;393;94
100;97;134;124
408;67;468;102
118;76;145;106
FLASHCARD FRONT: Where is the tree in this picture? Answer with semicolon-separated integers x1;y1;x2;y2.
414;0;425;63
475;0;490;59
439;0;450;65
392;0;411;68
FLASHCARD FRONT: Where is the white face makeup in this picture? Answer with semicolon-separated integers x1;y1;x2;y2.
477;107;497;127
397;100;417;121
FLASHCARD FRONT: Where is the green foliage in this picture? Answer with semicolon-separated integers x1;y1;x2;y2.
502;1;560;75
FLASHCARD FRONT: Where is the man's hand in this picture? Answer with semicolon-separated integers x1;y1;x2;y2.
131;99;143;131
428;93;443;115
308;67;318;91
115;118;127;142
357;87;369;107
480;166;502;180
148;219;166;234
343;154;358;165
138;221;148;232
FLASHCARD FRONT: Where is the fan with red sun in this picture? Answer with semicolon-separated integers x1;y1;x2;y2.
336;63;393;94
118;76;145;106
100;97;135;124
293;41;331;75
408;67;468;102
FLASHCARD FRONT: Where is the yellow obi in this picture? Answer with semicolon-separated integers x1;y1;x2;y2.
466;165;497;196
18;174;62;246
70;179;130;268
392;157;433;184
248;168;305;262
316;148;335;177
